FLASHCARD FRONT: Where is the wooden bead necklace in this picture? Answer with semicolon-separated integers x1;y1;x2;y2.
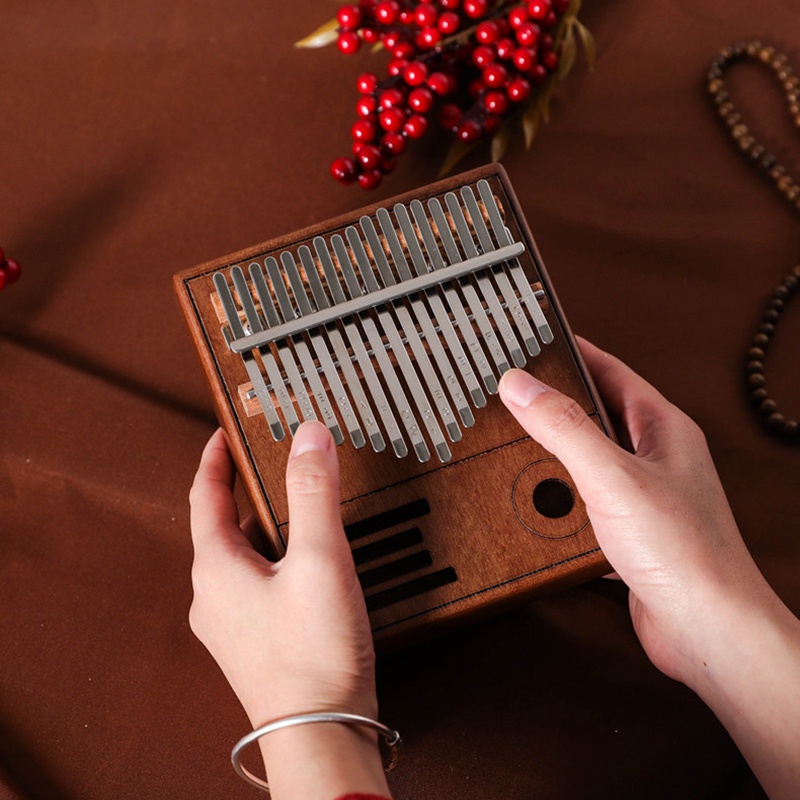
707;41;799;441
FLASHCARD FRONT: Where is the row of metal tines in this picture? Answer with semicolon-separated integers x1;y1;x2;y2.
213;179;554;463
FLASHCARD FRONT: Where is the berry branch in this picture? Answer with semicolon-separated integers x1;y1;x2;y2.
296;0;594;189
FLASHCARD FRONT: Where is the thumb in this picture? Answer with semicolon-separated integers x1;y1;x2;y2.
498;369;626;499
284;421;349;560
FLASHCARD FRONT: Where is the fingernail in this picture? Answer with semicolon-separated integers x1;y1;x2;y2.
289;421;333;459
499;369;549;408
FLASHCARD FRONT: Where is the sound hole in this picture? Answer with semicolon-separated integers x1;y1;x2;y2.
532;479;575;519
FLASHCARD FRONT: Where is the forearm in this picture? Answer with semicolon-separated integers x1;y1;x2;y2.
258;724;392;800
687;588;800;799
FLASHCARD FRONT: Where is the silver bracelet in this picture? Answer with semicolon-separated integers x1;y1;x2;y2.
231;711;402;794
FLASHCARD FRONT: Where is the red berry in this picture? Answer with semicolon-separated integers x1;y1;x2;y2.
483;63;508;88
357;73;378;94
439;103;463;130
383;32;401;50
541;33;554;49
543;50;559;70
408;87;434;112
476;20;500;44
357;144;383;170
337;5;362;29
427;71;455;95
399;9;415;24
484;90;509;115
440;0;460;7
468;77;486;98
483;115;501;134
472;45;495;67
382;132;407;154
403;61;429;86
380;88;405;108
375;1;400;24
416;26;442;49
361;27;379;43
352;118;377;142
495;37;516;60
456;119;482;142
387;58;408;77
415;3;438;27
438;11;460;33
393;41;416;59
379;106;406;132
507;77;531;102
508;7;529;28
337;31;361;54
463;0;488;19
0;270;7;291
513;47;537;72
331;157;358;184
543;10;557;27
381;155;398;173
553;0;570;11
516;22;540;46
528;0;551;20
529;63;548;84
357;95;378;117
358;169;383;190
404;114;428;138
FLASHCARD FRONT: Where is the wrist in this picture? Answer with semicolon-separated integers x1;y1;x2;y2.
257;721;391;800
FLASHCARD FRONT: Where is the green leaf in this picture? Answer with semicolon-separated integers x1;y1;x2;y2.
294;18;339;49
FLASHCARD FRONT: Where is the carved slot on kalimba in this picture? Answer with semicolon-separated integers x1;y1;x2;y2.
343;497;458;612
212;178;555;463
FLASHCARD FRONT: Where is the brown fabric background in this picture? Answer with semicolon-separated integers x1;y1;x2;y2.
1;2;798;798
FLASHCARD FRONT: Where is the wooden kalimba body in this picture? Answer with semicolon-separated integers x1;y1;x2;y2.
174;164;612;648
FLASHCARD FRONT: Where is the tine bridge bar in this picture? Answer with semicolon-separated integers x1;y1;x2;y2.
225;241;525;354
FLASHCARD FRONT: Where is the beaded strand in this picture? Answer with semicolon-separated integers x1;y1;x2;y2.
707;41;799;441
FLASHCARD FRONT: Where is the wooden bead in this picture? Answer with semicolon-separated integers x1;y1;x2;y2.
758;322;775;336
764;309;780;322
760;398;778;415
768;412;786;429
751;387;769;403
746;360;764;373
754;333;771;348
747;346;765;359
783;420;799;438
747;373;766;388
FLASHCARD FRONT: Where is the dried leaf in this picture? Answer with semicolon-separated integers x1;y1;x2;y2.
438;139;480;178
294;18;339;49
574;19;596;70
522;105;540;149
491;125;509;162
537;77;555;122
556;27;577;81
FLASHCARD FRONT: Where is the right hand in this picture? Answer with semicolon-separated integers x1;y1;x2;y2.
498;337;773;687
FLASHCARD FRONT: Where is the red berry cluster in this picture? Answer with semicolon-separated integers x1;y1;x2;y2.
0;247;21;291
329;0;571;188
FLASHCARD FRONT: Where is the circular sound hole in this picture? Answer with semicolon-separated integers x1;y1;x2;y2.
532;479;575;519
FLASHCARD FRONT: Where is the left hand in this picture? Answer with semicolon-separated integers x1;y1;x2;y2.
188;422;377;727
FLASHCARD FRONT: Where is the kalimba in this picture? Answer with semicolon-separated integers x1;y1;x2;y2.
174;163;612;648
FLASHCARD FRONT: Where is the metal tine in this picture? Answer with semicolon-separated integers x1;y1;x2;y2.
231;265;308;434
410;200;490;408
298;245;385;453
279;251;364;448
340;227;453;461
331;233;438;464
213;272;285;441
445;191;526;369
360;215;468;439
428;197;507;386
380;203;476;428
406;200;491;405
477;179;554;345
313;236;407;459
460;185;540;358
242;263;310;434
